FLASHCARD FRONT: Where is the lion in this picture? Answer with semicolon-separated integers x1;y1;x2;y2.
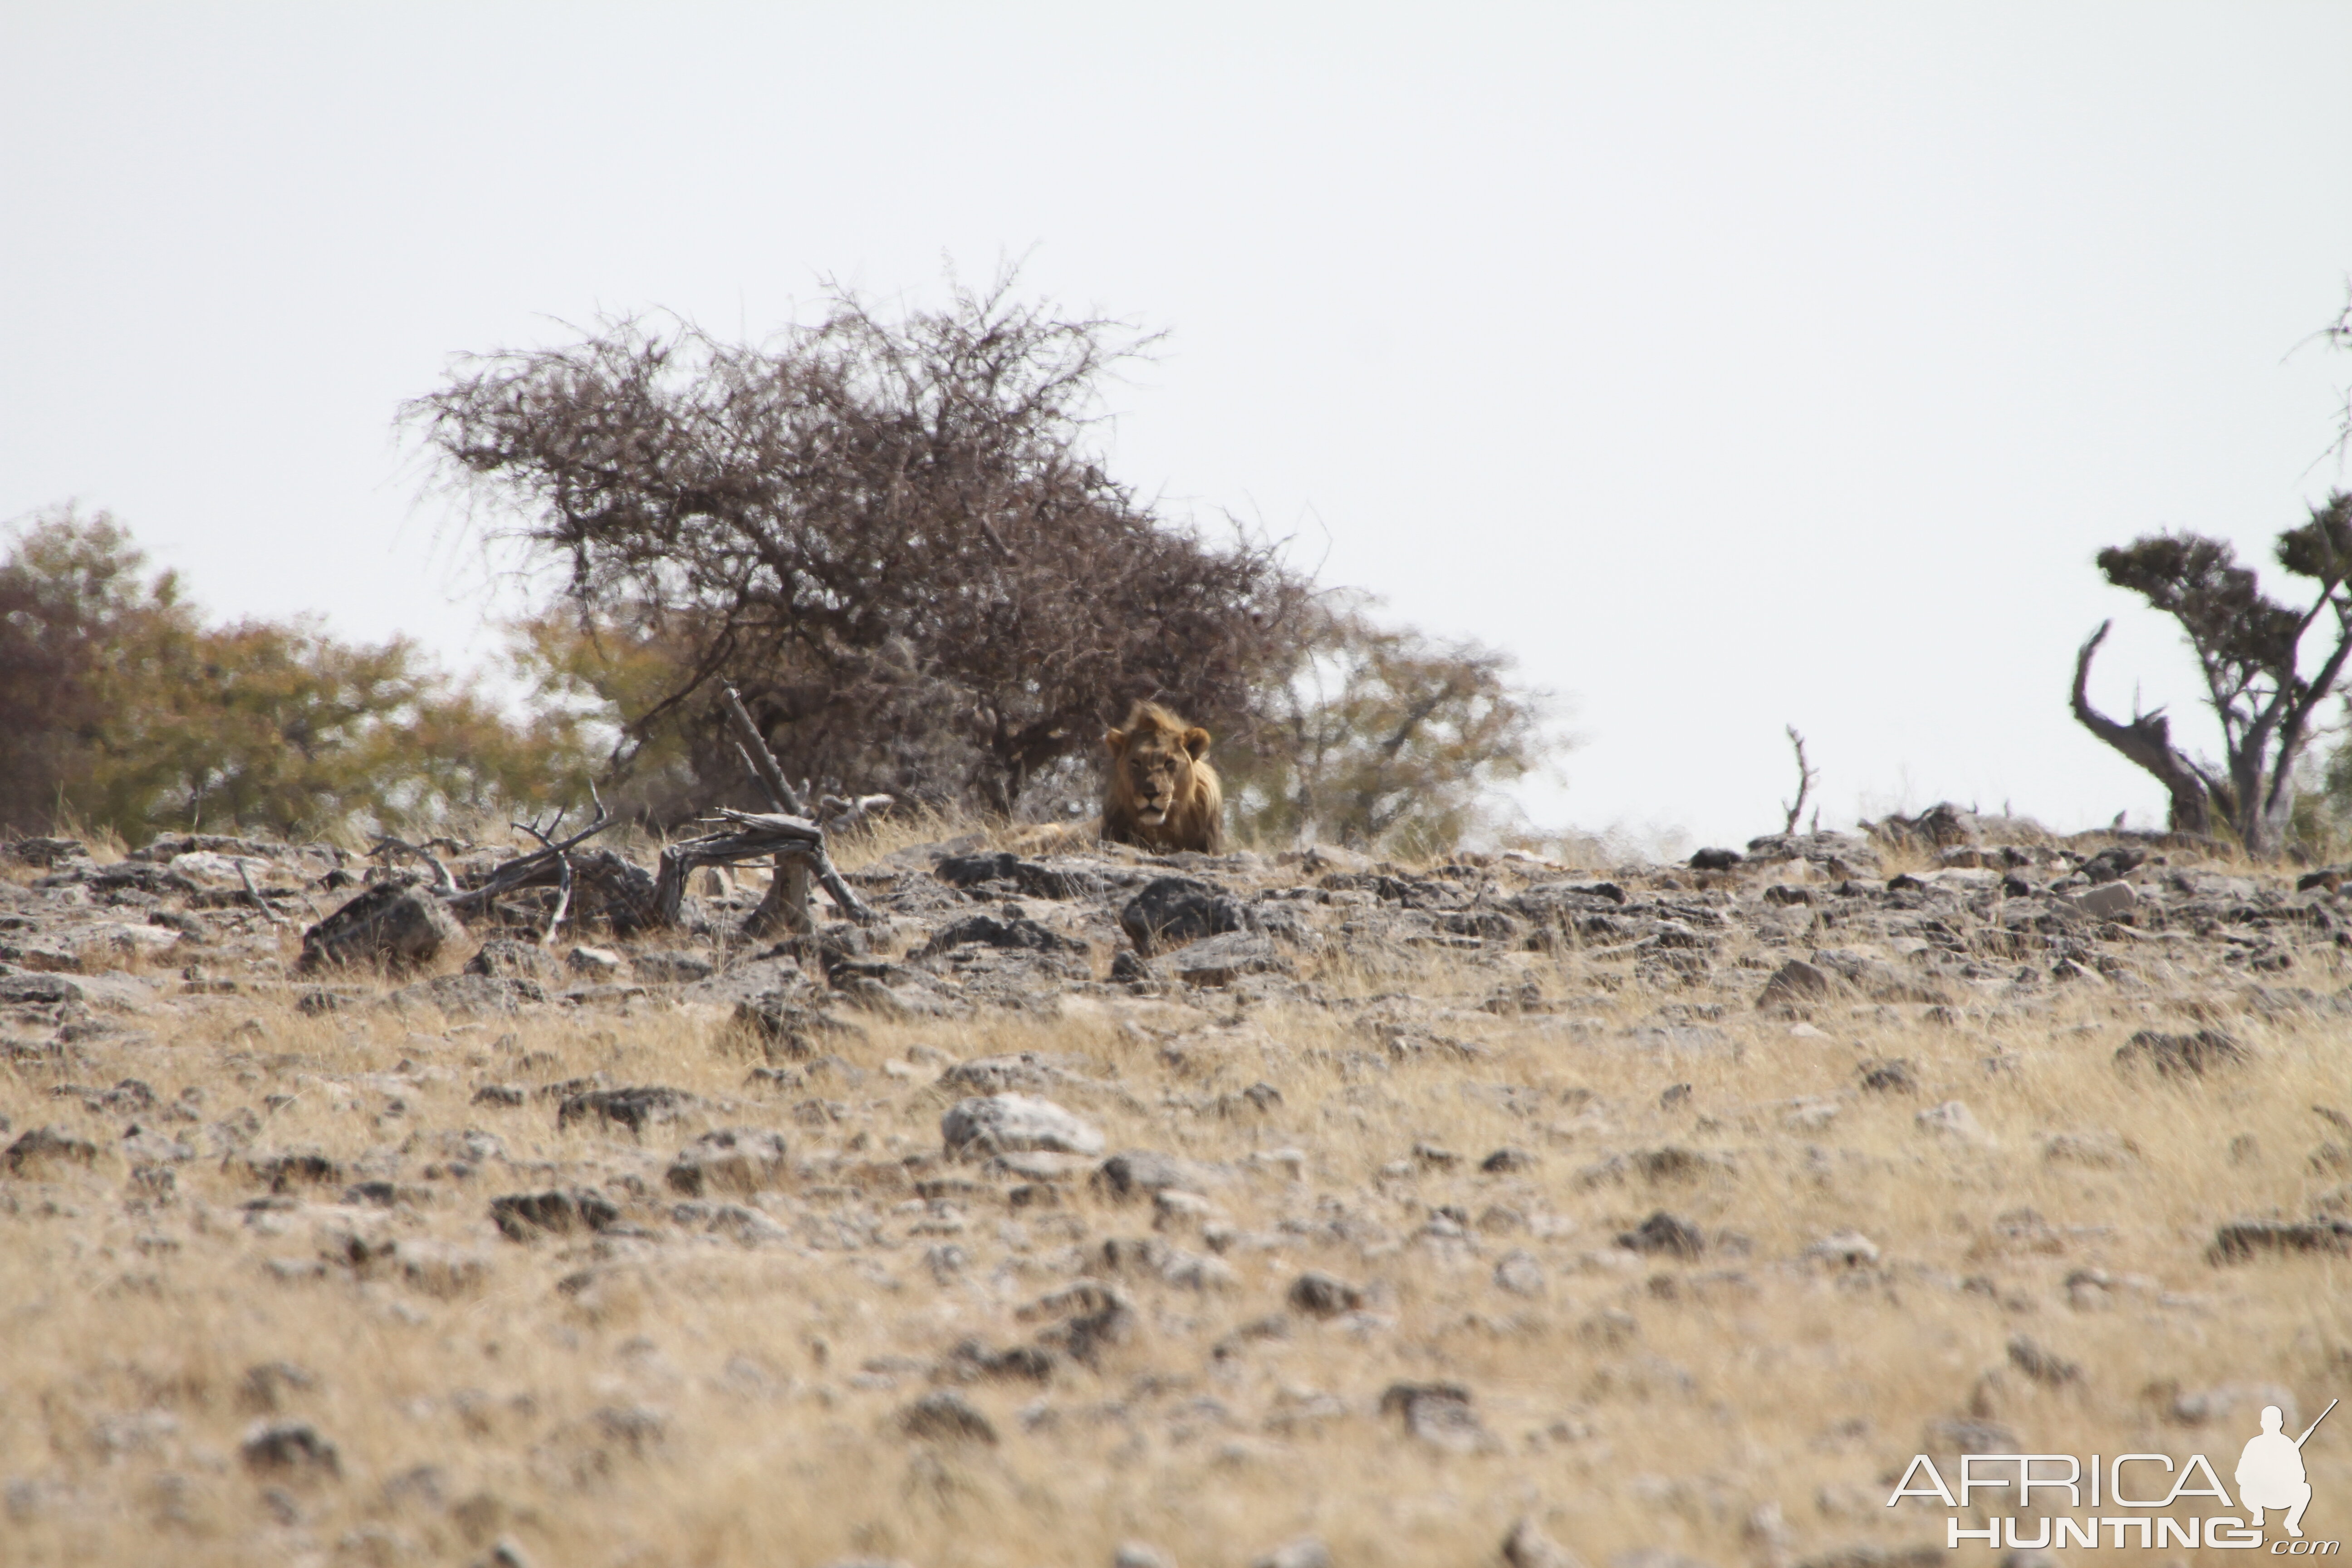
1100;700;1225;854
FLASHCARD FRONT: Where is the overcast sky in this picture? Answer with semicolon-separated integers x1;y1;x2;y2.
7;4;2352;848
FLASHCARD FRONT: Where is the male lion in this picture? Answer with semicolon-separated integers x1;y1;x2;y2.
1101;700;1225;854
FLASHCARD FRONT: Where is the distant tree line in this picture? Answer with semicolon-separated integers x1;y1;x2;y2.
3;274;1558;852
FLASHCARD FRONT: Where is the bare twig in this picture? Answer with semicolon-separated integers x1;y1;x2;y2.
1779;726;1819;836
369;835;458;895
444;797;615;914
512;819;575;946
236;861;287;927
721;685;804;815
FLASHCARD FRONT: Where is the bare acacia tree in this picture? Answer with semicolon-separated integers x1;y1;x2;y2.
407;273;1311;816
2071;494;2352;854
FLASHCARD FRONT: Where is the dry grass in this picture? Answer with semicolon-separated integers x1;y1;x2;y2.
2;869;2348;1568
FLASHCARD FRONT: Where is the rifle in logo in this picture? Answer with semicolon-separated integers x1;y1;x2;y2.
2241;1399;2336;1539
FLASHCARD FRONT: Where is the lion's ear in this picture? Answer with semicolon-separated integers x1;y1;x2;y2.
1104;728;1128;756
1181;727;1211;761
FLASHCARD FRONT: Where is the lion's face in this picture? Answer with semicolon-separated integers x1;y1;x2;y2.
1102;701;1223;854
1113;727;1203;826
1105;715;1213;827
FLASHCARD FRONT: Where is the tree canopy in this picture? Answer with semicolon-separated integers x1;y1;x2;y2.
2072;492;2352;854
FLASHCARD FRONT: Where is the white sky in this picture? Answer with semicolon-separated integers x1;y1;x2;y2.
6;4;2352;848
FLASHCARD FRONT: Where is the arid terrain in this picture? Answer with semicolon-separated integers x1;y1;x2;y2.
2;815;2348;1568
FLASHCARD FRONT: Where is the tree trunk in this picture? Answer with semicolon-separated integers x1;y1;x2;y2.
2070;622;2215;835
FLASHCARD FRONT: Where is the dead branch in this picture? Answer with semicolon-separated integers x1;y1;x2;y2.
2069;621;2217;836
1779;725;1818;836
236;860;287;927
651;808;876;928
444;796;615;915
511;818;576;946
722;685;805;815
369;835;457;895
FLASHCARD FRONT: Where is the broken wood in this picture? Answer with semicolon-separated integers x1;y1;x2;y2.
651;808;876;929
1780;725;1818;836
721;685;815;934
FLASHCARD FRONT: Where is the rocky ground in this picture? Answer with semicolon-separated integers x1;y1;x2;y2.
1;816;2348;1568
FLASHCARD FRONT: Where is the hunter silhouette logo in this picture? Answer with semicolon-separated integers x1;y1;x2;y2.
1886;1393;2339;1550
2242;1400;2335;1539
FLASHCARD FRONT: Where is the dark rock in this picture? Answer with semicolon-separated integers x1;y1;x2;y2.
1118;877;1250;956
1617;1210;1705;1259
731;994;867;1059
1688;848;1743;872
1108;950;1155;984
934;851;1024;887
465;940;557;980
1379;1380;1484;1449
3;837;89;867
922;912;1086;957
237;1360;316;1413
471;1084;526;1108
244;1152;343;1192
2209;1217;2352;1263
0;973;82;1006
1858;1058;1917;1094
240;1420;340;1478
1756;958;1834;1011
299;880;463;973
2082;846;2147;884
3;1125;99;1176
1286;1270;1365;1318
2116;1029;2245;1078
1094;1149;1222;1200
1763;883;1814;906
897;1389;997;1445
1018;1281;1136;1365
387;973;544;1017
665;1128;788;1197
489;1188;620;1241
2006;1335;2081;1387
557;1085;699;1137
632;949;716;984
944;1338;1056;1384
1481;1147;1536;1173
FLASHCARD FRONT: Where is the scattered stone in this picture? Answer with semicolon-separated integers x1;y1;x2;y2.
299;882;462;972
2068;881;2139;920
1857;1058;1916;1094
1617;1210;1705;1259
941;1094;1104;1157
566;946;625;976
1914;1101;1991;1146
1114;1544;1176;1568
4;1125;100;1177
556;1085;699;1137
489;1189;620;1241
1688;848;1743;871
2006;1335;2081;1387
732;994;867;1058
2115;1028;2245;1078
632;949;715;984
2209;1217;2352;1263
1503;1516;1583;1568
898;1390;997;1445
1166;931;1289;986
1804;1231;1881;1267
466;939;557;980
1756;958;1834;1011
1095;1149;1224;1200
1287;1271;1366;1318
665;1129;789;1197
1493;1249;1547;1297
240;1419;340;1478
923;911;1085;956
1118;877;1250;956
1379;1381;1484;1449
1250;1538;1332;1568
1481;1147;1536;1173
